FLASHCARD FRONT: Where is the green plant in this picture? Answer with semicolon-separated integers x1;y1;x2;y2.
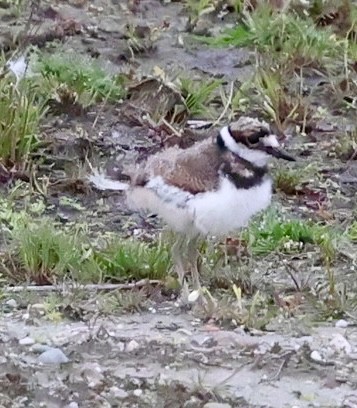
179;77;222;117
245;210;337;260
274;164;315;195
94;237;171;281
3;219;101;284
185;0;216;20
200;5;345;72
33;52;126;106
252;68;312;130
332;129;357;160
348;221;357;242
0;80;47;166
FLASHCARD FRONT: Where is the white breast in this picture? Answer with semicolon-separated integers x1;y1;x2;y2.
127;175;272;237
188;176;273;236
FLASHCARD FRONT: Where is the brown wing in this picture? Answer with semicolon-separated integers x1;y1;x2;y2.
146;139;223;194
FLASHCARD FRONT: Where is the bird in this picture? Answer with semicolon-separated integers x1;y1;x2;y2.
89;117;295;299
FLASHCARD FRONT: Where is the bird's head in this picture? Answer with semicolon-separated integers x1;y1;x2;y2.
218;117;295;167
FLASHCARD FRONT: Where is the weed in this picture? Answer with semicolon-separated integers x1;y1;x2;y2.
201;5;345;72
184;0;216;22
0;80;47;166
348;221;357;242
99;290;147;314
251;68;312;130
3;219;101;284
94;237;171;282
274;164;315;195
179;77;222;117
33;52;126;107
245;210;337;261
332;129;357;160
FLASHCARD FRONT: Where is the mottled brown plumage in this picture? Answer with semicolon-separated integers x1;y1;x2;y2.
129;135;266;195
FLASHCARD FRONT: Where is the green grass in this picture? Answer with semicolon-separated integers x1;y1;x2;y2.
0;80;47;166
94;237;171;282
0;208;171;285
245;210;338;262
33;52;126;107
348;221;357;242
179;77;222;117
199;5;346;71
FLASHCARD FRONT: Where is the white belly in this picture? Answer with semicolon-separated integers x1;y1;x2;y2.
188;176;273;236
128;176;272;237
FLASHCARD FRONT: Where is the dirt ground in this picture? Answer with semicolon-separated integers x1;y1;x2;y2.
0;0;357;407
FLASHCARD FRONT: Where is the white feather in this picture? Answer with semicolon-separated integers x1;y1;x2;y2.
88;171;129;191
146;176;193;208
219;126;272;168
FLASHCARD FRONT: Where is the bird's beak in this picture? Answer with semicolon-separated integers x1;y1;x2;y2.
265;146;296;161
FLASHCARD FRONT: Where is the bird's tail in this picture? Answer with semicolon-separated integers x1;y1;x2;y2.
88;169;129;191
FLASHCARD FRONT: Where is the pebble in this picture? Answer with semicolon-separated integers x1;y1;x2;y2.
5;299;17;309
126;339;139;352
67;403;79;408
37;348;69;364
330;333;352;355
310;350;323;362
30;344;53;354
133;389;143;397
203;403;232;408
19;336;35;346
109;386;128;399
335;319;349;328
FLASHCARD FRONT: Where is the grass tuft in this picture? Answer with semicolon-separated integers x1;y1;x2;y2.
0;80;47;166
33;52;126;107
179;77;222;117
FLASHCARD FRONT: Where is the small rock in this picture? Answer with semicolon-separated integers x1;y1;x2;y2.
133;389;143;397
126;340;139;352
191;335;216;348
188;290;200;303
109;386;128;400
67;403;79;408
330;333;352;355
19;336;35;346
203;403;232;408
30;344;52;354
5;299;17;309
37;348;69;364
310;350;323;362
335;319;349;328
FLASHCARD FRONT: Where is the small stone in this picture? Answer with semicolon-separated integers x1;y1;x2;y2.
109;386;128;399
19;336;35;346
191;335;216;348
126;340;139;352
335;319;349;328
133;389;143;397
37;348;69;364
203;403;232;408
330;333;352;355
188;290;200;303
67;403;79;408
5;299;17;309
30;344;52;354
310;350;323;362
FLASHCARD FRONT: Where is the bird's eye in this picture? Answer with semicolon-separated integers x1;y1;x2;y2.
247;128;270;145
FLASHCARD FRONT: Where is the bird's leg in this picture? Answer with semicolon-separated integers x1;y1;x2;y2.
171;233;187;286
187;235;201;291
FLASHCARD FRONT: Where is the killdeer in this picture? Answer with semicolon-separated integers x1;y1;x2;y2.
89;117;295;296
